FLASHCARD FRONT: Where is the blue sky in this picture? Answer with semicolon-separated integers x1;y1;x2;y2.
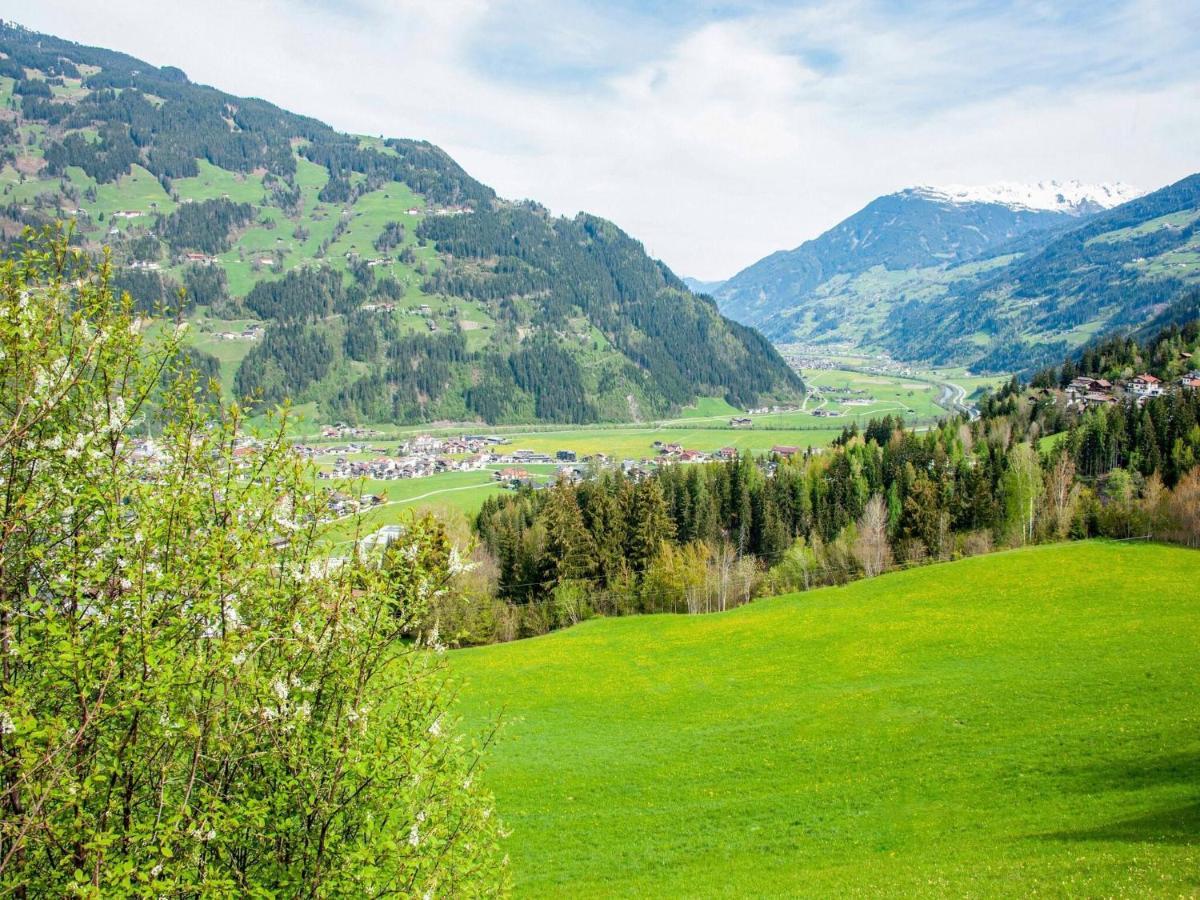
13;0;1200;278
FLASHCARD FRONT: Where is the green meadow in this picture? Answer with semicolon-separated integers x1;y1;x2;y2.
319;465;561;544
452;541;1200;897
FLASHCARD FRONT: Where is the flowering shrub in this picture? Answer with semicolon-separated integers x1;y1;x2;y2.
0;230;506;896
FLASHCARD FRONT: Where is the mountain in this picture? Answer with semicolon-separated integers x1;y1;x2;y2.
889;173;1200;370
911;180;1142;215
683;276;725;295
0;23;801;424
715;180;1139;356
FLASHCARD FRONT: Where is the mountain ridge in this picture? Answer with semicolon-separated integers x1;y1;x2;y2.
907;179;1142;215
714;184;1085;345
716;174;1199;370
0;22;802;424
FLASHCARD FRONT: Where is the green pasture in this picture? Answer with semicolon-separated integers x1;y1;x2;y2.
453;541;1200;897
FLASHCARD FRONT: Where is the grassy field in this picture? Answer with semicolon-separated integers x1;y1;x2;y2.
452;541;1200;897
319;465;560;544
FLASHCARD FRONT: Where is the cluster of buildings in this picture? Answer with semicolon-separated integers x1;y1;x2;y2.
652;442;740;464
1064;370;1198;410
212;325;263;341
319;424;385;440
320;451;489;482
746;404;802;415
325;490;385;518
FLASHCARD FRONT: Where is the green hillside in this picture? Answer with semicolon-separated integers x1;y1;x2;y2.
0;23;801;425
452;541;1200;897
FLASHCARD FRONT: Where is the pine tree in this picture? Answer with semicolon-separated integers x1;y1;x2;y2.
540;483;596;587
628;478;675;573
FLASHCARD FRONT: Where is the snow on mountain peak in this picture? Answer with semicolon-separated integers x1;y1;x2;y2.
908;180;1143;215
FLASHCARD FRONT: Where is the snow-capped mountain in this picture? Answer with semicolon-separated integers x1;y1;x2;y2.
909;180;1143;216
713;182;1091;335
713;170;1200;374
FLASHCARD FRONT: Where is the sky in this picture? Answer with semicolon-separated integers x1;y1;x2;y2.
10;1;1200;279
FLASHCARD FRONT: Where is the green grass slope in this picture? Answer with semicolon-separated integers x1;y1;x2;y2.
452;541;1200;897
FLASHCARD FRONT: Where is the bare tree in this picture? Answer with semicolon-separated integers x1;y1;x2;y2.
1004;443;1044;545
1044;454;1078;539
1168;468;1200;548
853;494;894;577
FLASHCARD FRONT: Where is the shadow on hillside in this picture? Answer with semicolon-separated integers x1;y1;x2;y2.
1039;801;1200;845
1035;750;1200;845
1058;750;1200;794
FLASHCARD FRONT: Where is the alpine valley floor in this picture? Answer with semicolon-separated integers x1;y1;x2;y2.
451;541;1200;897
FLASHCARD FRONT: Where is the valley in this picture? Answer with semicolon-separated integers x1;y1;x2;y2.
295;357;1001;546
1;13;1197;900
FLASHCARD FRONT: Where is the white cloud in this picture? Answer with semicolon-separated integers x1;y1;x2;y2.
8;0;1200;279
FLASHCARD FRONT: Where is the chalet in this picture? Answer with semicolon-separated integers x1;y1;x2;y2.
772;445;800;458
1083;391;1118;408
714;446;738;461
411;434;439;453
495;467;529;482
1179;374;1200;390
184;252;215;264
1129;374;1163;398
679;449;706;462
556;449;577;462
729;416;752;427
621;459;651;479
1067;377;1115;408
555;465;585;484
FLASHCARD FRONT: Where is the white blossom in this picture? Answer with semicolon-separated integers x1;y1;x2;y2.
447;546;476;576
0;709;15;735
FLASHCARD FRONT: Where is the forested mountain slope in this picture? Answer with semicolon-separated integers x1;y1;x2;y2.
0;23;801;423
714;185;1102;346
891;173;1200;370
714;177;1200;373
